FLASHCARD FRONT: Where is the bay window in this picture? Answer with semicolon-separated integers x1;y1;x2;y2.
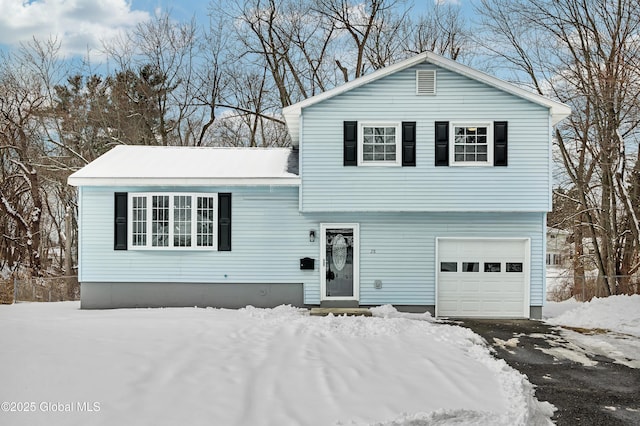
128;193;217;250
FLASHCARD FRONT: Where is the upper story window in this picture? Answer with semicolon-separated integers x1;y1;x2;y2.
128;193;217;250
359;123;401;166
450;123;493;166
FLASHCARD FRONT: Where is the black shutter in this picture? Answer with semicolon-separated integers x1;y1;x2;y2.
343;121;357;166
494;121;508;166
434;121;449;166
402;121;416;166
218;193;232;251
114;192;128;250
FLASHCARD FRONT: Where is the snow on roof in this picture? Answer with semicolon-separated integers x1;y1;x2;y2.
68;145;300;186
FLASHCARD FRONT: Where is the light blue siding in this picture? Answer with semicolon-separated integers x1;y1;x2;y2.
79;186;320;304
305;212;546;306
78;185;545;307
299;63;552;212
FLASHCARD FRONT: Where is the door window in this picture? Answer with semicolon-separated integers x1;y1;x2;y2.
325;228;354;297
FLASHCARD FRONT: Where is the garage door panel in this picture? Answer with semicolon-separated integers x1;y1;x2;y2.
445;241;522;257
437;238;529;318
460;302;481;312
458;280;480;292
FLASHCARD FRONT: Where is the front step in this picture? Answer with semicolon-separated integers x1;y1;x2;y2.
320;300;359;308
310;307;372;317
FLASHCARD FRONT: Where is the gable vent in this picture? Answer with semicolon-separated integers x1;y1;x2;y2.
416;70;436;95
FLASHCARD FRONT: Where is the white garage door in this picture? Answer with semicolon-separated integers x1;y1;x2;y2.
437;238;530;318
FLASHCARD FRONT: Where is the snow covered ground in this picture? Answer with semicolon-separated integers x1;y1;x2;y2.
0;302;552;426
543;295;640;368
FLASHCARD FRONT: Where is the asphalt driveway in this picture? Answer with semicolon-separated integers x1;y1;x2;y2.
458;319;640;425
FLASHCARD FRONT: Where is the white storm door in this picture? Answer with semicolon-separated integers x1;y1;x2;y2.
320;224;359;301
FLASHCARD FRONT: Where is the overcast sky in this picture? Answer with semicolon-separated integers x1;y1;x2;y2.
0;0;467;59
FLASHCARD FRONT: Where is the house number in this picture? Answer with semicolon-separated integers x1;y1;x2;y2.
370;249;376;254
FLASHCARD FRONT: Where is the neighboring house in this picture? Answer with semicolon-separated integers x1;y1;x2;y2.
546;227;571;272
68;52;570;318
545;227;572;299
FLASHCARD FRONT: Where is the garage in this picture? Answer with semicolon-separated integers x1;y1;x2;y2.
436;238;530;318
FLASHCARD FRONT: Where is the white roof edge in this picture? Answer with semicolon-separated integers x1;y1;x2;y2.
283;52;571;143
67;177;302;187
282;53;429;125
424;53;571;125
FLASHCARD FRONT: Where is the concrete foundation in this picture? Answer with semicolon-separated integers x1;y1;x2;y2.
80;282;304;309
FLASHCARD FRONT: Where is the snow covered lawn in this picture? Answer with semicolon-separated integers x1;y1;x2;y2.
0;303;552;425
544;295;640;368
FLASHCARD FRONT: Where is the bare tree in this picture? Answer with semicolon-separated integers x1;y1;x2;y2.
315;0;399;79
103;13;201;146
477;0;640;295
190;12;233;146
402;2;469;61
230;0;328;106
0;39;67;276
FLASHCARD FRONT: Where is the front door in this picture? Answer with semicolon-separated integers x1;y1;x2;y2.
320;224;359;301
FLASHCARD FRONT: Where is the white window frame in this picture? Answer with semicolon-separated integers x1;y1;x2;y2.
128;192;218;250
449;122;493;166
358;122;401;166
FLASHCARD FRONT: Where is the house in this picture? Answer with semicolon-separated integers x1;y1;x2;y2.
68;52;570;318
545;227;572;300
546;227;571;272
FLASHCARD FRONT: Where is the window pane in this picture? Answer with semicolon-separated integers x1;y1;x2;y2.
197;196;215;247
506;263;523;272
462;262;479;272
441;262;457;272
152;196;169;247
132;196;147;246
453;126;489;163
484;263;501;272
173;196;192;247
362;125;397;162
